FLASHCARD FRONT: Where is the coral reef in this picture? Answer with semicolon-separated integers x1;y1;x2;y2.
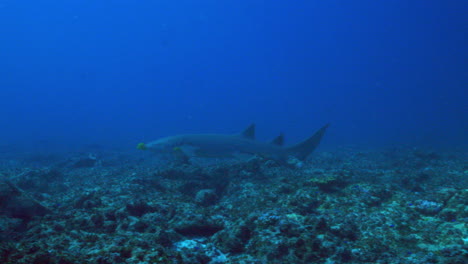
0;147;466;263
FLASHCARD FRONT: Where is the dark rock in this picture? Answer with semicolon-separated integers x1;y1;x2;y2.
126;200;155;217
0;180;51;220
72;155;98;168
174;218;224;237
195;189;218;206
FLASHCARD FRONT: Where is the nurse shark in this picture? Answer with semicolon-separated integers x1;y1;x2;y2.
137;124;329;162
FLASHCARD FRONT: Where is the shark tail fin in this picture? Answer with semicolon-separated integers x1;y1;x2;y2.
286;124;329;160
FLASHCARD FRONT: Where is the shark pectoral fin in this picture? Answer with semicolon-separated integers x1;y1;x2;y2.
194;149;234;158
177;145;229;158
174;145;197;157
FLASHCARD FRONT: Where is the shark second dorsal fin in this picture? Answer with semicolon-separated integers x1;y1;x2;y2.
271;133;284;146
240;123;255;140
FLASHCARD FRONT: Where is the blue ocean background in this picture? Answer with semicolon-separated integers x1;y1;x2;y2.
1;0;466;153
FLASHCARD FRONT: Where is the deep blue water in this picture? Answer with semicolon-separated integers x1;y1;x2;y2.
0;0;466;152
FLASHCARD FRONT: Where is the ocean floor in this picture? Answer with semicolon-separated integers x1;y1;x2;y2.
0;147;466;264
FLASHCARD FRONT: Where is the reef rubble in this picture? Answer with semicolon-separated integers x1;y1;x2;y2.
0;147;466;263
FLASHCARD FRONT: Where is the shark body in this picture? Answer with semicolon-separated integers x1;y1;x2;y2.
138;124;329;161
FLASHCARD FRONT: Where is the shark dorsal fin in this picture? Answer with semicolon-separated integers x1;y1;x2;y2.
240;123;255;140
271;133;284;146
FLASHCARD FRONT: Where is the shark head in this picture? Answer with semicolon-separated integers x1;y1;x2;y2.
137;136;185;154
